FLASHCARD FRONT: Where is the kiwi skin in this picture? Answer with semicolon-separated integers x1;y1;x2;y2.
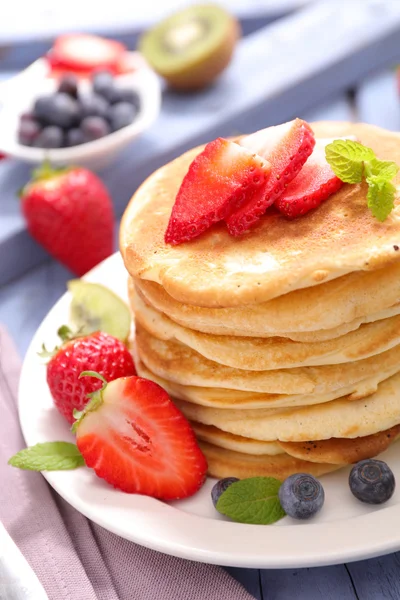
163;16;241;91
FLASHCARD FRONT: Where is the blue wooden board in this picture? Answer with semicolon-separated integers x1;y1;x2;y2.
1;0;400;286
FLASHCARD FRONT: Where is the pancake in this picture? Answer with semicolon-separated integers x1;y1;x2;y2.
191;422;285;455
199;441;341;479
133;289;400;369
279;425;400;464
133;277;400;341
135;357;398;409
192;421;400;463
120;122;400;309
173;371;400;442
135;324;400;394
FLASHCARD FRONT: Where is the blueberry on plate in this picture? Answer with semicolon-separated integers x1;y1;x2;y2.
349;459;395;504
92;70;116;101
211;477;239;508
18;119;41;146
108;101;136;132
66;128;85;147
58;75;78;98
279;473;324;519
33;126;64;148
79;93;109;119
34;93;81;128
81;116;110;141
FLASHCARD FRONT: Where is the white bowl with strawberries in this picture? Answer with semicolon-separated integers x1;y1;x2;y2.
0;35;161;170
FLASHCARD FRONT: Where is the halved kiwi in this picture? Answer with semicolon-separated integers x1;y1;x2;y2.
139;4;240;90
68;280;131;342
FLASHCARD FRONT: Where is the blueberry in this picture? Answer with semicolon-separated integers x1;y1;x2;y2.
33;126;64;148
109;87;141;109
81;116;110;141
349;459;395;504
92;70;115;101
279;473;324;519
58;75;78;98
34;93;81;128
211;477;239;508
66;128;85;147
18;119;41;146
108;102;136;132
79;93;109;119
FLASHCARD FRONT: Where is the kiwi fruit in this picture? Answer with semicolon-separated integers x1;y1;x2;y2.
68;280;131;342
139;4;240;91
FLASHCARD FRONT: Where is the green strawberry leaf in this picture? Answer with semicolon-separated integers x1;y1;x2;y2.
216;477;286;525
8;442;84;471
71;371;107;433
325;139;375;183
367;177;396;222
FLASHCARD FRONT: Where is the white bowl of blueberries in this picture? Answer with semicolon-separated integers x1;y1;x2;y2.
0;58;161;170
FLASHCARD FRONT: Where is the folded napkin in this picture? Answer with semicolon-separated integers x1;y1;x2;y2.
0;326;254;600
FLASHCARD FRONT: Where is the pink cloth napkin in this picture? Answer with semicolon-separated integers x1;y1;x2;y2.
0;326;254;600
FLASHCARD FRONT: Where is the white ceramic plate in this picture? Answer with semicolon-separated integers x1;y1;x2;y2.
0;55;161;170
18;253;400;568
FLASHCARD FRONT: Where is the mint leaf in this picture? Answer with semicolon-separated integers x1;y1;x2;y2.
216;477;286;525
367;177;396;222
325;140;375;183
366;158;399;180
8;442;84;471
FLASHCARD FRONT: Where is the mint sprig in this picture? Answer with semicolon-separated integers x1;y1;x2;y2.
8;442;84;471
325;139;399;221
216;477;286;525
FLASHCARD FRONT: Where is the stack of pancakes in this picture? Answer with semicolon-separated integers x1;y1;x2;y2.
120;121;400;479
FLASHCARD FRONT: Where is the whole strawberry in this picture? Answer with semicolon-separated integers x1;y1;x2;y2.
45;329;136;423
21;164;114;276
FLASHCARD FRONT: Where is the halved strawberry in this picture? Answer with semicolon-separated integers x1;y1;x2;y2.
275;138;345;218
165;138;271;245
48;34;126;74
225;119;315;235
75;374;208;499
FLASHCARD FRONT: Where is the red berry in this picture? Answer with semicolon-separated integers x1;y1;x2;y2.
47;331;136;423
226;119;315;235
21;166;114;276
49;34;126;74
76;376;208;499
275;138;344;218
165;138;271;245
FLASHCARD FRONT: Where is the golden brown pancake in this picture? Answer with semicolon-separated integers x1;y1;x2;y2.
132;277;400;341
134;356;395;409
173;371;400;442
135;323;400;395
199;441;341;479
279;425;400;464
120;122;400;308
191;422;284;455
192;421;400;463
132;289;400;369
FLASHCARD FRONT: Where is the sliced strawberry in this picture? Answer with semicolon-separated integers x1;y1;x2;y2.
49;34;126;74
75;375;208;500
275;138;345;218
165;138;271;245
225;119;315;235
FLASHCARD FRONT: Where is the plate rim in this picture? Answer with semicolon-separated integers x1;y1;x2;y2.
18;253;400;568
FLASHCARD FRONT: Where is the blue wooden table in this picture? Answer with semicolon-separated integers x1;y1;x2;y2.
2;2;400;598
